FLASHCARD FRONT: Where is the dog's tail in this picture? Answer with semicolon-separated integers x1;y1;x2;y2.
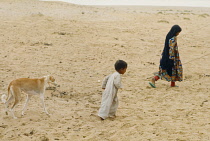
1;94;7;103
1;84;12;104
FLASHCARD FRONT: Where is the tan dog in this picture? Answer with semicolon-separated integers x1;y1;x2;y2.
1;75;58;119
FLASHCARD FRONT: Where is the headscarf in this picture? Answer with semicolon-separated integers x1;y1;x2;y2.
165;25;182;45
160;25;182;75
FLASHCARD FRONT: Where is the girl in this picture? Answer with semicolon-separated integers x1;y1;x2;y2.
149;25;183;88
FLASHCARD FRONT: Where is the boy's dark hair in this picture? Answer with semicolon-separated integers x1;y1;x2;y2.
115;60;127;71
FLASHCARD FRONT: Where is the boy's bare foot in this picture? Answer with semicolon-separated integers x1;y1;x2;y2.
109;115;116;118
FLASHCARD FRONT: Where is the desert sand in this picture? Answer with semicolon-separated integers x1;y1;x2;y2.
0;0;210;140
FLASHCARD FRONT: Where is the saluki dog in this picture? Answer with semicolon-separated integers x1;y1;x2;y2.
1;75;58;119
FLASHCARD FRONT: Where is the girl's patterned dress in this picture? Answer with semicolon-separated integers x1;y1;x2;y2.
159;36;183;82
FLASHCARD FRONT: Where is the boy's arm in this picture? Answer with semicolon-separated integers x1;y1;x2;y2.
102;75;111;89
114;74;122;89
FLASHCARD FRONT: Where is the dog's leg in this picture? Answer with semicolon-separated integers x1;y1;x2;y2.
10;87;20;119
4;95;14;115
10;109;17;119
40;94;49;115
22;94;32;116
10;97;19;119
10;96;19;119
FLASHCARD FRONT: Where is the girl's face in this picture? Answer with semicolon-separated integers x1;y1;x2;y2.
118;68;127;74
176;32;181;36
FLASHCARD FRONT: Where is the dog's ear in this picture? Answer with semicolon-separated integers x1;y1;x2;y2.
43;75;49;80
49;76;55;82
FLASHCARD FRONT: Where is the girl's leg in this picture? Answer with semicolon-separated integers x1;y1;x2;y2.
151;75;160;84
171;81;175;87
149;75;160;88
161;69;171;81
154;76;160;81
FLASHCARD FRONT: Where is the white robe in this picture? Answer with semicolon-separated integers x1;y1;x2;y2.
98;72;122;119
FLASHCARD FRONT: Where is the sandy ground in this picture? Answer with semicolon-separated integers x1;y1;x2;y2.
0;0;210;140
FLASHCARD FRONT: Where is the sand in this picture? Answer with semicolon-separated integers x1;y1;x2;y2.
0;0;210;140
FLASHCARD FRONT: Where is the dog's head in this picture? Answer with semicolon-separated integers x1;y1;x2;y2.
49;75;55;83
45;75;59;87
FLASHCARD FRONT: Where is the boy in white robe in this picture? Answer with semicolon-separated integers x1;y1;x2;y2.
98;60;127;120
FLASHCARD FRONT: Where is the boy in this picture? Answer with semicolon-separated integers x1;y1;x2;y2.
98;60;127;120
